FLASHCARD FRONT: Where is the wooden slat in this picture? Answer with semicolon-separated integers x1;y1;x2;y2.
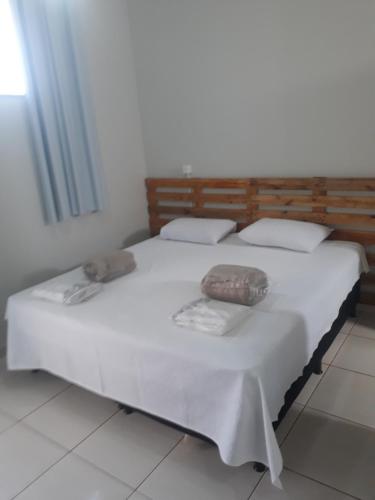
254;178;315;190
149;206;193;216
253;195;315;207
367;254;375;267
253;211;325;224
149;206;247;220
325;178;375;191
320;195;375;209
146;178;249;189
195;193;248;204
330;230;375;246
153;194;248;206
153;192;195;202
253;210;375;227
323;213;375;226
182;207;247;219
252;194;375;210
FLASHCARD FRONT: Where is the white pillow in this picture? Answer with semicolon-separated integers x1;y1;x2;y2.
160;217;236;245
238;218;332;253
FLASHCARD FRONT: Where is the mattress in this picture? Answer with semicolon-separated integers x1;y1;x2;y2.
5;235;368;485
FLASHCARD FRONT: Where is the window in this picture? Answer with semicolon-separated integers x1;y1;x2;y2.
0;0;27;95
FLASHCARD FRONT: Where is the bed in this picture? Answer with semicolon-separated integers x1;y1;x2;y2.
5;176;375;485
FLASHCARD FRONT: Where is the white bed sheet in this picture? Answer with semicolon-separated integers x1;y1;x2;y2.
5;235;368;485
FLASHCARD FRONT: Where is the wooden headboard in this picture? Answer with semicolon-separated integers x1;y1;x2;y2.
146;177;375;306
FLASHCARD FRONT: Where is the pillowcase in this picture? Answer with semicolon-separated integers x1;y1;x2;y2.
160;217;236;245
238;218;332;253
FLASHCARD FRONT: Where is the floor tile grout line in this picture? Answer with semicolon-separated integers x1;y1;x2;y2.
304;405;375;432
126;435;185;499
281;375;375;453
326;330;350;366
11;408;129;500
323;363;375;380
71;410;184;492
279;323;355;447
278;323;352;446
246;469;267;500
278;366;329;448
283;467;362;500
350;332;375;341
331;362;375;379
11;449;71;500
0;415;19;436
11;380;72;423
0;380;72;437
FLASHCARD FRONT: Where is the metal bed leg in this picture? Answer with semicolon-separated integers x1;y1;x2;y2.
117;403;134;415
312;359;323;375
253;462;267;473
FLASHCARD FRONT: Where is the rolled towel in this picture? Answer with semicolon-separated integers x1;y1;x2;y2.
32;281;102;305
201;264;268;306
172;298;251;336
83;250;136;283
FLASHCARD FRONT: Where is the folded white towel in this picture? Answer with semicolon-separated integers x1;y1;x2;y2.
172;298;251;336
32;281;102;305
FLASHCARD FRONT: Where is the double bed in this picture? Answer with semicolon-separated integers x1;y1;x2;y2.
5;176;375;485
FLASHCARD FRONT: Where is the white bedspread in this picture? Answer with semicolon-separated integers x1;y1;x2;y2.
5;235;368;485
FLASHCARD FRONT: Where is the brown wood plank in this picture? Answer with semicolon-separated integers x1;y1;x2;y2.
331;230;375;246
253;210;375;227
321;196;375;209
198;193;248;204
253;195;315;207
146;178;249;189
325;178;375;191
189;207;248;219
152;194;248;206
253;211;325;224
367;254;375;267
254;178;315;190
252;194;375;210
150;206;247;220
324;213;375;226
153;192;195;202
149;206;193;216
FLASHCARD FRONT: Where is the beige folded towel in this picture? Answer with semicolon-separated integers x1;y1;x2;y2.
201;264;268;306
83;250;136;283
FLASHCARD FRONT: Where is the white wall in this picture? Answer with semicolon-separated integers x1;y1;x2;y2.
127;0;375;178
0;0;148;349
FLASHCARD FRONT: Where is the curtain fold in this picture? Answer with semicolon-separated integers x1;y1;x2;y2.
11;0;103;224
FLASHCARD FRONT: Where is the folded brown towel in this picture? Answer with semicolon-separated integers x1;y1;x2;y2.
83;250;136;283
201;264;268;306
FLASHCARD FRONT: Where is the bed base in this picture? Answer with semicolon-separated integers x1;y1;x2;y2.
32;281;360;472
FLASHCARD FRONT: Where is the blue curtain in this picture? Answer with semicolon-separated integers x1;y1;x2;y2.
11;0;103;224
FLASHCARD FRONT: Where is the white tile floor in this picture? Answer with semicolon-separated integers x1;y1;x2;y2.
0;308;374;500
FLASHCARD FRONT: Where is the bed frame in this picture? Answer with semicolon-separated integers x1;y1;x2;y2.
142;176;374;471
33;176;374;472
146;176;375;306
